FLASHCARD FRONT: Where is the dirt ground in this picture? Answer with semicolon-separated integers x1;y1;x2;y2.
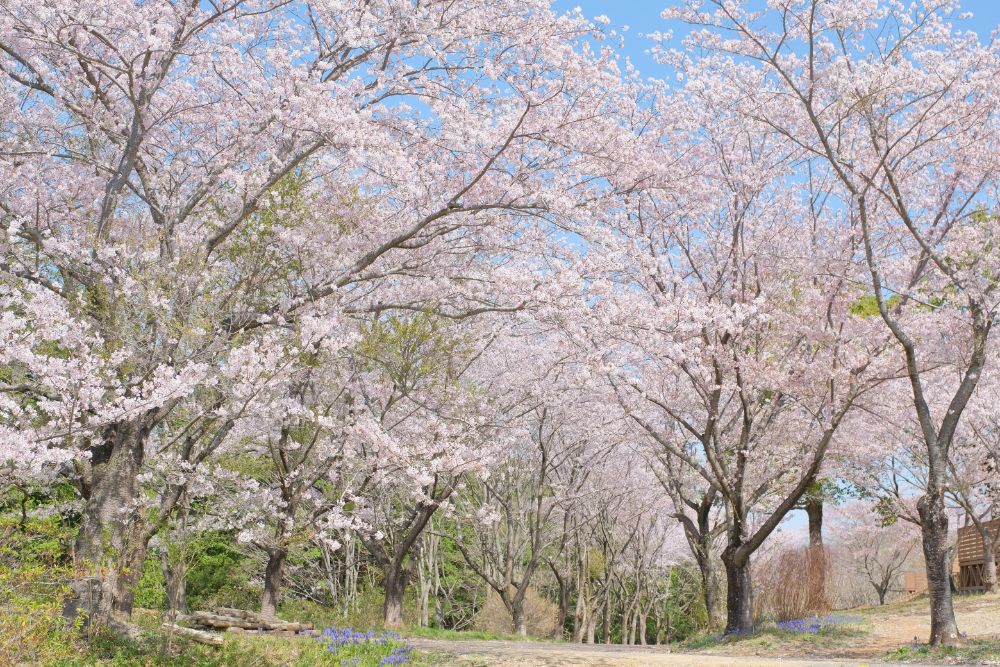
408;638;890;666
408;593;1000;667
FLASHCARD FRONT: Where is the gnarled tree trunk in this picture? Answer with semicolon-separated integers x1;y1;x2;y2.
71;418;152;628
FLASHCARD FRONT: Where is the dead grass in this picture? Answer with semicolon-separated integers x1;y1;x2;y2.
684;592;1000;662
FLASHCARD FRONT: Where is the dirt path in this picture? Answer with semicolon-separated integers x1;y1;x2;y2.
408;594;1000;667
860;593;1000;653
408;638;929;666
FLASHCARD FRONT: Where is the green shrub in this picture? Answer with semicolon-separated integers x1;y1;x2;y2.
0;488;83;665
183;533;259;611
134;554;167;610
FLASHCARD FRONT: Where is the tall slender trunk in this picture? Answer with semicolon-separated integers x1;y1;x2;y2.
584;611;596;644
693;498;723;628
572;588;587;643
551;562;569;639
161;547;187;616
804;490;829;612
344;536;358;611
722;547;753;635
418;563;430;627
638;612;647;645
601;596;611;643
918;490;960;645
572;550;587;643
695;549;723;629
983;537;999;594
973;520;1000;594
261;548;287;619
571;596;584;643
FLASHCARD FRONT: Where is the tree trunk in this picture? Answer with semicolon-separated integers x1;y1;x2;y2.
160;547;187;616
511;598;527;636
979;524;999;594
418;566;430;627
261;548;287;619
601;596;611;643
71;419;151;627
692;501;723;629
551;563;569;639
572;550;587;643
917;491;960;646
638;612;647;645
804;495;829;612
695;549;723;629
571;588;587;644
383;565;407;629
806;496;823;548
722;549;753;635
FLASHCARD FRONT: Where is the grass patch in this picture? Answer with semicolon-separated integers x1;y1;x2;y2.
886;639;1000;664
683;614;870;653
404;626;545;642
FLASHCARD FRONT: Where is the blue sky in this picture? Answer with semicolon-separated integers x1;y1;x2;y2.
556;0;1000;82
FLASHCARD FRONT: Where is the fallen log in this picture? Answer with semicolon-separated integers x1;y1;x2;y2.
185;610;313;633
161;623;224;646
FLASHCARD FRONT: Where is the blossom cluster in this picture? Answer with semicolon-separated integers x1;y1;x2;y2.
317;627;413;665
774;614;861;634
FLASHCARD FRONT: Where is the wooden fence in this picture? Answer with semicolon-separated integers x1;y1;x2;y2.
957;519;1000;594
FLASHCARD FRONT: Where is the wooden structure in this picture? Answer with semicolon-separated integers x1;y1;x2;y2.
957;519;1000;593
903;569;928;595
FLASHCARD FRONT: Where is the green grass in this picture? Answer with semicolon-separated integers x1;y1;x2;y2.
886;639;1000;664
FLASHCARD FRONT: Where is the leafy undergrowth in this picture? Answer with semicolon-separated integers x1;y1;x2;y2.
37;625;426;666
1;598;425;667
0;494;83;665
683;613;870;655
886;639;1000;665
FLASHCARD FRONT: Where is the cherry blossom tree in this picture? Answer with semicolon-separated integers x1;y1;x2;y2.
452;331;624;636
350;313;500;628
0;0;638;629
829;501;921;605
221;345;366;619
582;100;882;632
660;0;1000;643
647;448;725;628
